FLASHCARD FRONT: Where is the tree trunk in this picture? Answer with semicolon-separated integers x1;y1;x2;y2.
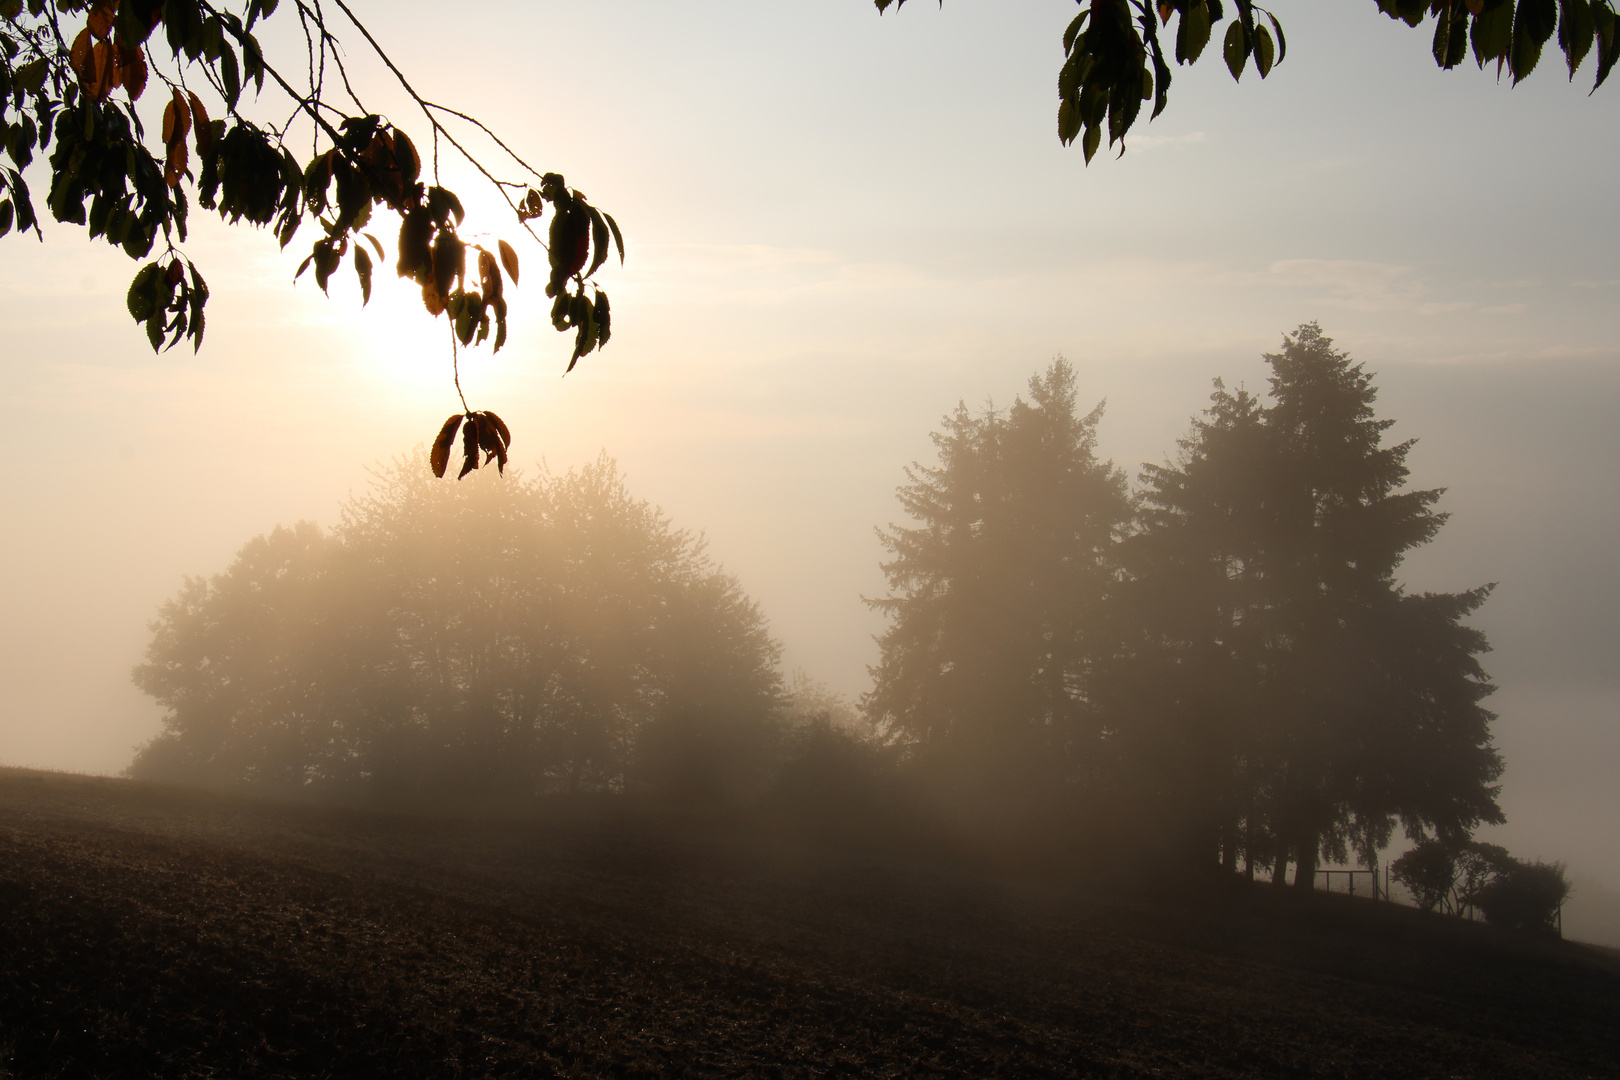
1244;817;1256;881
1272;840;1290;888
1293;832;1319;892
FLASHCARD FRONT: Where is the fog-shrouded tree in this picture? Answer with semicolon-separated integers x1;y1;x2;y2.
1130;324;1504;885
865;358;1132;820
131;453;784;807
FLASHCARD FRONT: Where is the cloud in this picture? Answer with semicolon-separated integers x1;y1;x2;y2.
1124;131;1207;153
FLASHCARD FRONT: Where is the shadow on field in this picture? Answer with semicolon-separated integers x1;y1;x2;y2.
2;767;1616;1079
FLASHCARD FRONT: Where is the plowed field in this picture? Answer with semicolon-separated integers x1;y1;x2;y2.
2;768;1616;1078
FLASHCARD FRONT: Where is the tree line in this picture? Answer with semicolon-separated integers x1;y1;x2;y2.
132;323;1520;903
866;323;1503;889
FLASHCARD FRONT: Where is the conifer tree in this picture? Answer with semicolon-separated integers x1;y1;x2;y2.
866;359;1131;810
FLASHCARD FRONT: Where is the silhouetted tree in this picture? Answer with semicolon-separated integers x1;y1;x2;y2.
866;359;1131;823
1131;324;1503;884
879;1;1618;163
131;454;783;807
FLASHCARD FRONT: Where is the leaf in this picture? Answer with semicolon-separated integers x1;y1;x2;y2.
604;213;625;264
397;207;432;278
188;92;214;157
430;413;462;478
1594;2;1618;89
122;46;148;101
498;238;520;284
1223;18;1248;81
1266;10;1287;63
1472;0;1514;65
127;262;161;321
219;41;240;109
594;290;611;349
472;248;499;303
0;199;11;238
1082;122;1101;164
1512;0;1558;81
1058;98;1081;145
355;244;373;306
481;410;511;450
586;207;610;278
432;231;465;303
458;415;480;478
1559;0;1596;78
1177;0;1212;64
1254;24;1275;77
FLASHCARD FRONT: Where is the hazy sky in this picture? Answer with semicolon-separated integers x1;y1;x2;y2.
2;3;1615;896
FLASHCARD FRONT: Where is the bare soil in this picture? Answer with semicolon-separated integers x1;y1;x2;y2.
2;767;1616;1079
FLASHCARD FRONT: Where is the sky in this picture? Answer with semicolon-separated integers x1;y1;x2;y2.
2;1;1616;929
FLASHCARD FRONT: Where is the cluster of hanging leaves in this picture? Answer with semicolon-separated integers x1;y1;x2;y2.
876;0;1615;161
3;0;625;477
430;409;509;479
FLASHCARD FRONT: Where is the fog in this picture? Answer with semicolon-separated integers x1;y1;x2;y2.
1;2;1615;936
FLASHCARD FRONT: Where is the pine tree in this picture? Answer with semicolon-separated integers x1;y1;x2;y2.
1130;324;1504;883
866;359;1131;813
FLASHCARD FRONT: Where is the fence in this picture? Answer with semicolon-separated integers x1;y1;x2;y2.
1310;866;1564;937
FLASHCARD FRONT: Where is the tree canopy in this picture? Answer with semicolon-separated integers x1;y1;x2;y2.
878;0;1618;162
130;455;785;808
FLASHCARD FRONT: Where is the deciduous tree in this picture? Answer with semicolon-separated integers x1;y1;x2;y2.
2;0;622;466
131;454;785;806
877;1;1618;162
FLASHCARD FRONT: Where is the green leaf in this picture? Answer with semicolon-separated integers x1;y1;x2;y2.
604;213;625;264
0;198;11;238
1177;0;1212;64
219;42;241;109
1063;9;1090;54
1512;0;1558;81
1559;0;1597;77
127;262;161;321
1595;1;1619;89
1150;46;1172;118
1254;24;1275;77
1472;0;1515;65
1058;98;1081;144
1081;122;1101;164
1266;10;1287;63
1223;18;1248;81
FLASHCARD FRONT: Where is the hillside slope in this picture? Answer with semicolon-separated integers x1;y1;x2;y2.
2;768;1616;1079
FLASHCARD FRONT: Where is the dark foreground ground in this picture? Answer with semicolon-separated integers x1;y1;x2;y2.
2;769;1616;1079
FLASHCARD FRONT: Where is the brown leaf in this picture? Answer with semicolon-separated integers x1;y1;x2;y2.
83;40;120;101
498;239;520;285
481;410;511;450
87;2;115;41
397;207;432;279
430;413;463;478
478;248;501;302
163;260;184;288
69;28;91;78
162;89;191;146
421;279;444;317
164;140;188;188
432;231;465;304
188;92;213;157
458;415;480;479
122;47;147;102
